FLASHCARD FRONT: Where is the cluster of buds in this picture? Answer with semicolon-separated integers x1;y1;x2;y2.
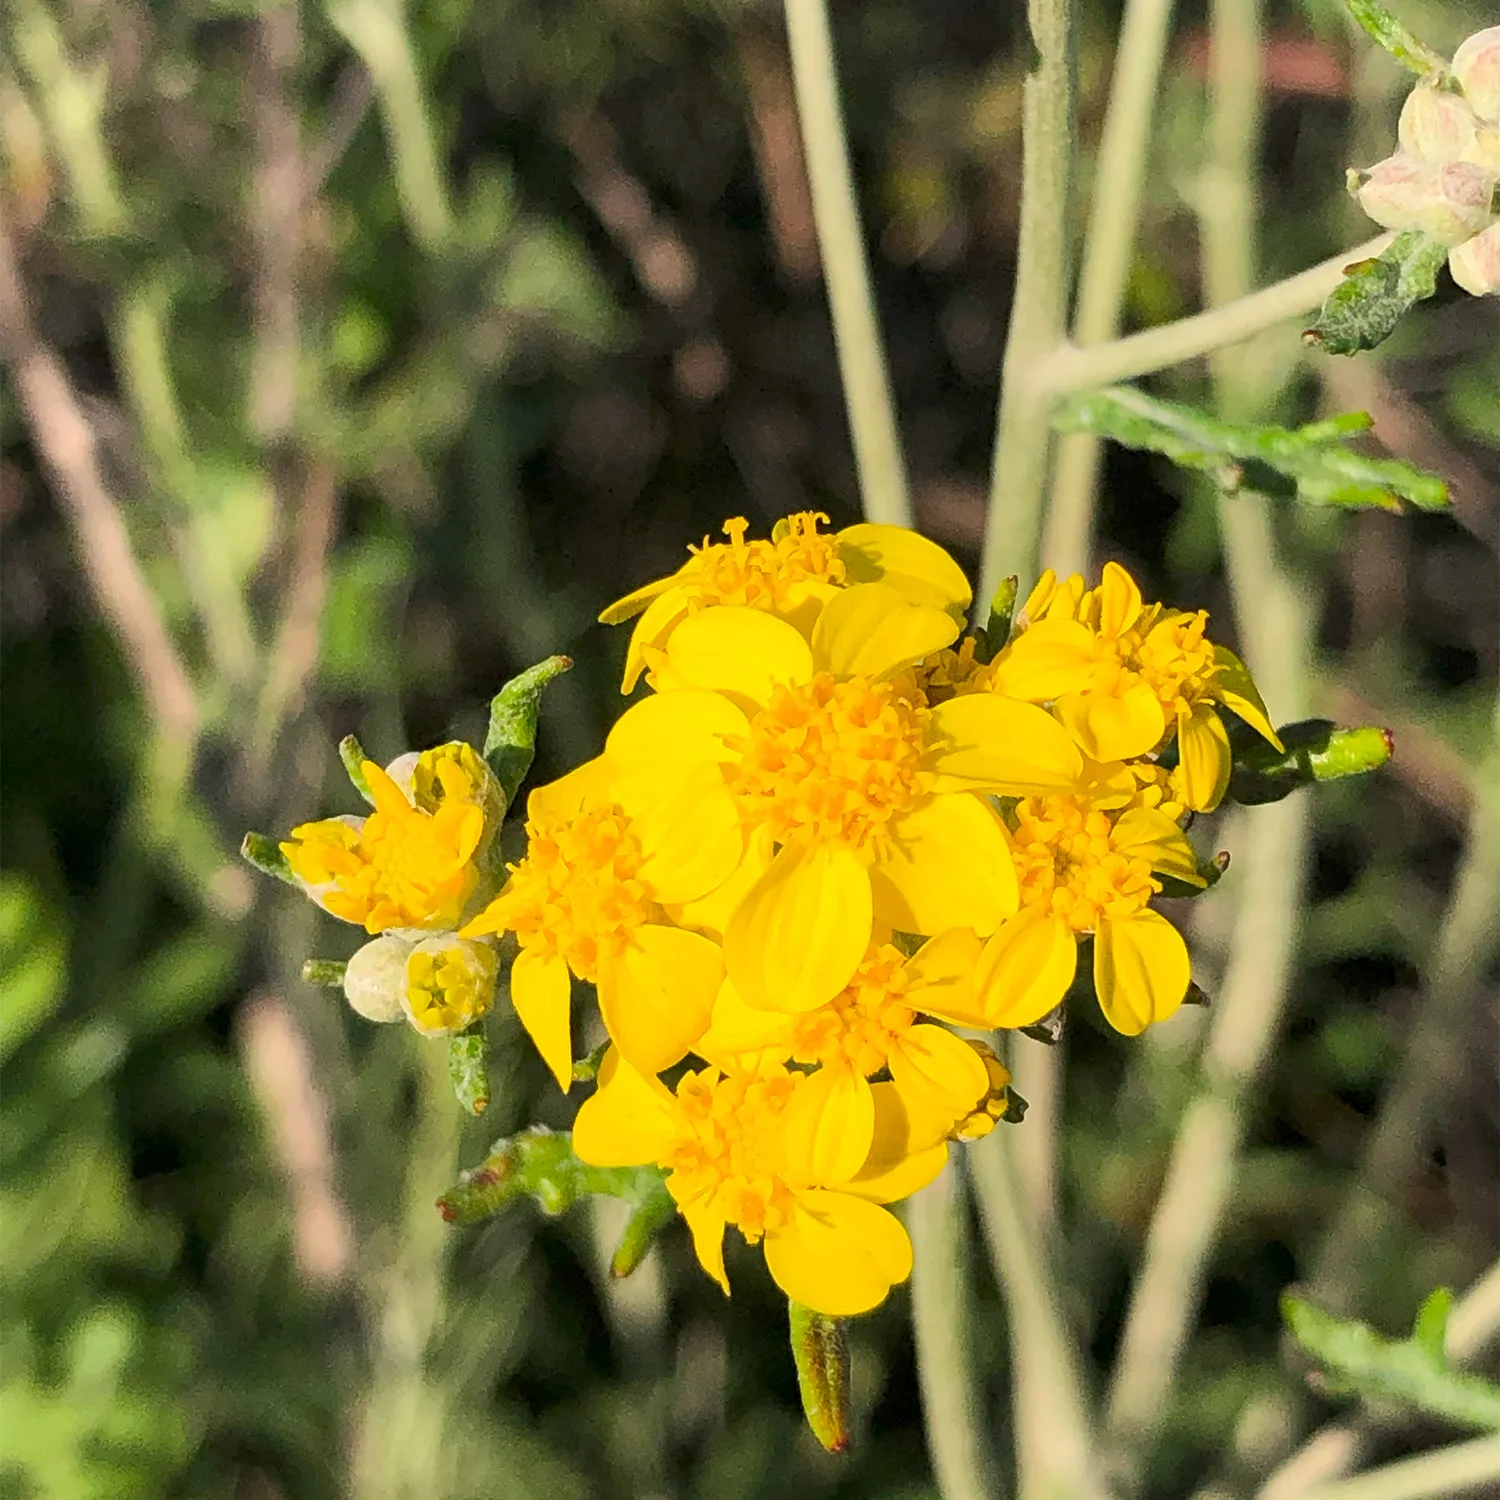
1352;26;1500;295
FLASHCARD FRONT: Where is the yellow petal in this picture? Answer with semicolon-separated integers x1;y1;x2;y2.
888;1023;991;1128
509;948;574;1090
836;523;974;612
724;841;872;1013
1174;704;1232;813
597;924;723;1074
781;1066;876;1187
1211;645;1283;750
658;605;814;709
696;977;796;1067
364;759;412;815
1094;909;1190;1036
902;926;988;1027
525;756;612;824
682;1200;730;1295
605;688;748;777
846;1081;949;1203
975;910;1077;1029
869;794;1018;938
811;582;960;679
619;585;692;693
663;827;774;940
612;762;743;905
764;1192;913;1316
926;695;1085;794
988;618;1097;701
1054;680;1165;762
1097;561;1145;637
572;1048;677;1166
598;561;695;625
1110;806;1204;885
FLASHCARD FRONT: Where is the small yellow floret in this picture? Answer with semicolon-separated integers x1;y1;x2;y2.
1012;794;1158;932
403;937;498;1035
692;513;847;612
792;944;915;1076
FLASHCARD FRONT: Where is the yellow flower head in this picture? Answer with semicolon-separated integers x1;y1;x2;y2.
988;562;1283;811
602;599;1087;1015
402;935;498;1036
574;1049;933;1317
461;762;729;1087
280;759;486;933
599;513;973;692
976;793;1204;1037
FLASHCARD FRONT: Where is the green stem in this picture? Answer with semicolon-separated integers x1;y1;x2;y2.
978;0;1077;602
782;0;911;527
1044;0;1176;575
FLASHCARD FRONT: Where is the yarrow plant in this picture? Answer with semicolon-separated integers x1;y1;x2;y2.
244;512;1398;1440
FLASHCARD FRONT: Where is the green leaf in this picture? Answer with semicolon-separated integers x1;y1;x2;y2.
789;1303;852;1453
301;959;348;988
448;1028;490;1116
1282;1292;1500;1430
483;655;574;809
1303;231;1450;357
1228;721;1394;805
1342;0;1447;77
240;832;298;886
338;735;376;804
1053;385;1448;510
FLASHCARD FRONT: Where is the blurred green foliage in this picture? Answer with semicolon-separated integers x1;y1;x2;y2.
1;0;1496;1497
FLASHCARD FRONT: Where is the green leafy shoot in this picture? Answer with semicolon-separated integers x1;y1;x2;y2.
1282;1290;1500;1431
438;1125;673;1278
1229;721;1395;805
338;735;377;803
484;655;574;810
240;832;298;886
1053;384;1448;510
789;1303;852;1453
1342;0;1447;78
1303;231;1449;357
448;1028;490;1116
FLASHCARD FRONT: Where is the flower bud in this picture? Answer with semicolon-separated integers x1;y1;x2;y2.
950;1040;1015;1141
1461;125;1500;174
344;934;415;1023
1449;219;1500;295
402;935;498;1036
1453;26;1500;126
1398;86;1478;161
1354;153;1497;245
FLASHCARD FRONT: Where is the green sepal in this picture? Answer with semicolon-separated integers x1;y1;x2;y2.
483;656;574;810
1303;231;1450;358
998;1086;1029;1124
241;832;298;886
1019;1006;1065;1046
973;576;1019;663
449;1026;490;1116
339;736;376;803
571;1040;610;1083
789;1302;852;1453
302;959;348;988
1228;721;1393;805
1282;1289;1500;1430
1341;0;1447;78
610;1192;677;1278
1157;850;1230;899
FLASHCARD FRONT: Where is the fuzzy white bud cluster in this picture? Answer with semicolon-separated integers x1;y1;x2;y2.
1353;27;1500;295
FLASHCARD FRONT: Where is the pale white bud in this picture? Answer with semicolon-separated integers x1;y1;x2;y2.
1399;86;1479;161
344;934;415;1022
1453;26;1500;126
1354;153;1497;245
1461;125;1500;175
1449;220;1500;295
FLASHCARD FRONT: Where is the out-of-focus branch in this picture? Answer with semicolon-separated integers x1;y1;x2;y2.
1293;1435;1500;1500
0;217;199;748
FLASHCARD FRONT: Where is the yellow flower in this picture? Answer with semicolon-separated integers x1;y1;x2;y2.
698;927;992;1143
601;600;1085;1015
402;935;498;1036
987;562;1282;811
975;792;1203;1036
574;1050;938;1316
461;761;730;1088
599;512;974;692
281;758;486;933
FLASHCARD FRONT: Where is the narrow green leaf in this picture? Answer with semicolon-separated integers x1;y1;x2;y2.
1229;721;1394;805
301;959;348;988
1415;1288;1454;1362
1303;231;1449;357
1342;0;1447;78
338;735;376;803
974;575;1019;662
789;1302;852;1453
1283;1292;1500;1430
1053;384;1448;510
483;656;574;810
571;1040;610;1083
241;831;299;886
610;1192;677;1278
449;1028;490;1116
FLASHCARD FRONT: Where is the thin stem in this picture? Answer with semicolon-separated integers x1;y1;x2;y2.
978;0;1077;603
968;1130;1108;1500
1044;0;1176;575
1034;234;1390;397
782;0;911;527
908;1166;995;1500
1293;1436;1500;1500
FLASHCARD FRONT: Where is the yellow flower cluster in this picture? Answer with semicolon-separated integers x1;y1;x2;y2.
453;513;1280;1317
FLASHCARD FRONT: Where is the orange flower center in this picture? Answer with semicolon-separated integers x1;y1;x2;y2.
1012;795;1158;932
728;673;931;851
792;944;915;1075
666;1068;799;1242
1133;611;1218;720
690;512;845;612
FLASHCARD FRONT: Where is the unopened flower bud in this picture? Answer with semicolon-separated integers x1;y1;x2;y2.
1453;26;1500;126
1354;153;1497;245
1461;125;1500;174
344;934;415;1022
1399;86;1479;161
1449;219;1500;295
950;1040;1015;1141
402;935;498;1036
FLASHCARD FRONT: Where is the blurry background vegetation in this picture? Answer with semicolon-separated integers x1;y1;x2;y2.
0;0;1496;1496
